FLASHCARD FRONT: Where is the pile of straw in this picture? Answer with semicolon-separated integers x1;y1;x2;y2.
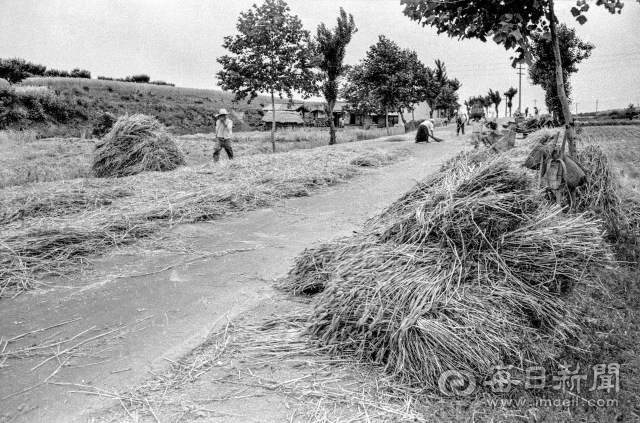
283;155;612;389
92;114;186;178
0;143;409;297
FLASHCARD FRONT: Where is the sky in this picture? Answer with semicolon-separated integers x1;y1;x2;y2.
1;0;639;114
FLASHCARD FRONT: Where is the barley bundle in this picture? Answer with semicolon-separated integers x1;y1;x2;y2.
574;144;622;237
284;155;612;389
92;114;186;178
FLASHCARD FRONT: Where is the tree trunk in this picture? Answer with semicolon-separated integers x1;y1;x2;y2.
270;90;276;153
495;105;499;118
548;0;576;157
385;108;389;136
398;109;406;125
411;107;415;122
505;102;508;117
328;100;336;145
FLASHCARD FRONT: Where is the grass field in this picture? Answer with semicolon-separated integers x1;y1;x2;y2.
581;126;640;192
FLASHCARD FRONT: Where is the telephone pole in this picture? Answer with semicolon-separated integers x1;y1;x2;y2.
575;103;578;115
596;100;598;113
517;63;524;112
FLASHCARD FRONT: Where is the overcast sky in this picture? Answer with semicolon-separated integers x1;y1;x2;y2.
1;0;639;113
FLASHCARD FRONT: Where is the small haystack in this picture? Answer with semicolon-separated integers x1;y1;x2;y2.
92;114;186;178
282;155;612;389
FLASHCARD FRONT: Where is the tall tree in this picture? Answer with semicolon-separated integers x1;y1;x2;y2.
488;89;502;118
528;23;593;124
350;36;424;135
483;94;493;117
503;87;518;117
217;0;317;153
341;64;382;117
316;8;357;145
402;0;637;156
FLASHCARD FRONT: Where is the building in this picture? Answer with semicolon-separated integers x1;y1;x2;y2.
261;100;432;128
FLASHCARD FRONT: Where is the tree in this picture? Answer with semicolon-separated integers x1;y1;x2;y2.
504;87;518;117
488;89;502;118
349;36;424;134
529;23;593;124
316;8;357;145
341;64;384;118
483;94;493;116
423;60;460;118
402;0;638;156
217;0;318;152
0;58;46;84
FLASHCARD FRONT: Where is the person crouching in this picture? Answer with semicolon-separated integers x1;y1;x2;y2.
213;108;233;162
415;119;435;143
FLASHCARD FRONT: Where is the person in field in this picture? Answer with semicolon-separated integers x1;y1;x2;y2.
213;108;233;162
415;118;436;143
456;113;467;136
470;115;486;148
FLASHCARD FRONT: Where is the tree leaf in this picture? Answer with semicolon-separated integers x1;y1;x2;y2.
576;15;588;24
570;6;581;16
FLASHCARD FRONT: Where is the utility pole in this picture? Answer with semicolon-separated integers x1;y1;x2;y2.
575;103;578;115
517;63;524;113
596;100;598;113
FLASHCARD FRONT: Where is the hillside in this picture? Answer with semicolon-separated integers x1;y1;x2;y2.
8;77;276;136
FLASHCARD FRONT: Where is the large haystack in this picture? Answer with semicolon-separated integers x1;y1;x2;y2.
283;155;612;389
92;114;186;178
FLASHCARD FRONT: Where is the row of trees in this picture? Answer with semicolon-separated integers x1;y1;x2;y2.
0;58;91;84
97;74;175;86
217;0;461;151
341;38;460;130
401;0;636;156
466;87;519;118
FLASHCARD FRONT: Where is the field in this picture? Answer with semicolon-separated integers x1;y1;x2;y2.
0;127;412;296
0;126;405;188
581;126;640;191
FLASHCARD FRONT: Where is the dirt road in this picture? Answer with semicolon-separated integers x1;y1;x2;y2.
0;127;470;423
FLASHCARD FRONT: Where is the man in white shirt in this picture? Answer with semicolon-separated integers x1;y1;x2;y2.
213;108;233;162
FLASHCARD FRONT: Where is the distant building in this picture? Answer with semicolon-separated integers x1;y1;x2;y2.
261;100;432;128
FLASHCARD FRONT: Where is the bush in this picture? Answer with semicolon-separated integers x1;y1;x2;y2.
70;68;91;79
44;69;71;78
126;74;150;84
0;85;87;128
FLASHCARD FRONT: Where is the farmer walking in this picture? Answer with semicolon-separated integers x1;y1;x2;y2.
213;108;233;162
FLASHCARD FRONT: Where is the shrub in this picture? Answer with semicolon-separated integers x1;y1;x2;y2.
44;69;71;78
126;74;151;83
70;68;91;79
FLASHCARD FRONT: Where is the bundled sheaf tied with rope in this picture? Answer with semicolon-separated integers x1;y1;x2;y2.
282;155;612;389
92;114;186;178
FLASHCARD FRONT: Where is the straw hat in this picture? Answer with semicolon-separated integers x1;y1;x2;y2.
215;108;229;117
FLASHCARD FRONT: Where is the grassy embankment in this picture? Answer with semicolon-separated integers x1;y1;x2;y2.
0;127;412;297
5;77;273;136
